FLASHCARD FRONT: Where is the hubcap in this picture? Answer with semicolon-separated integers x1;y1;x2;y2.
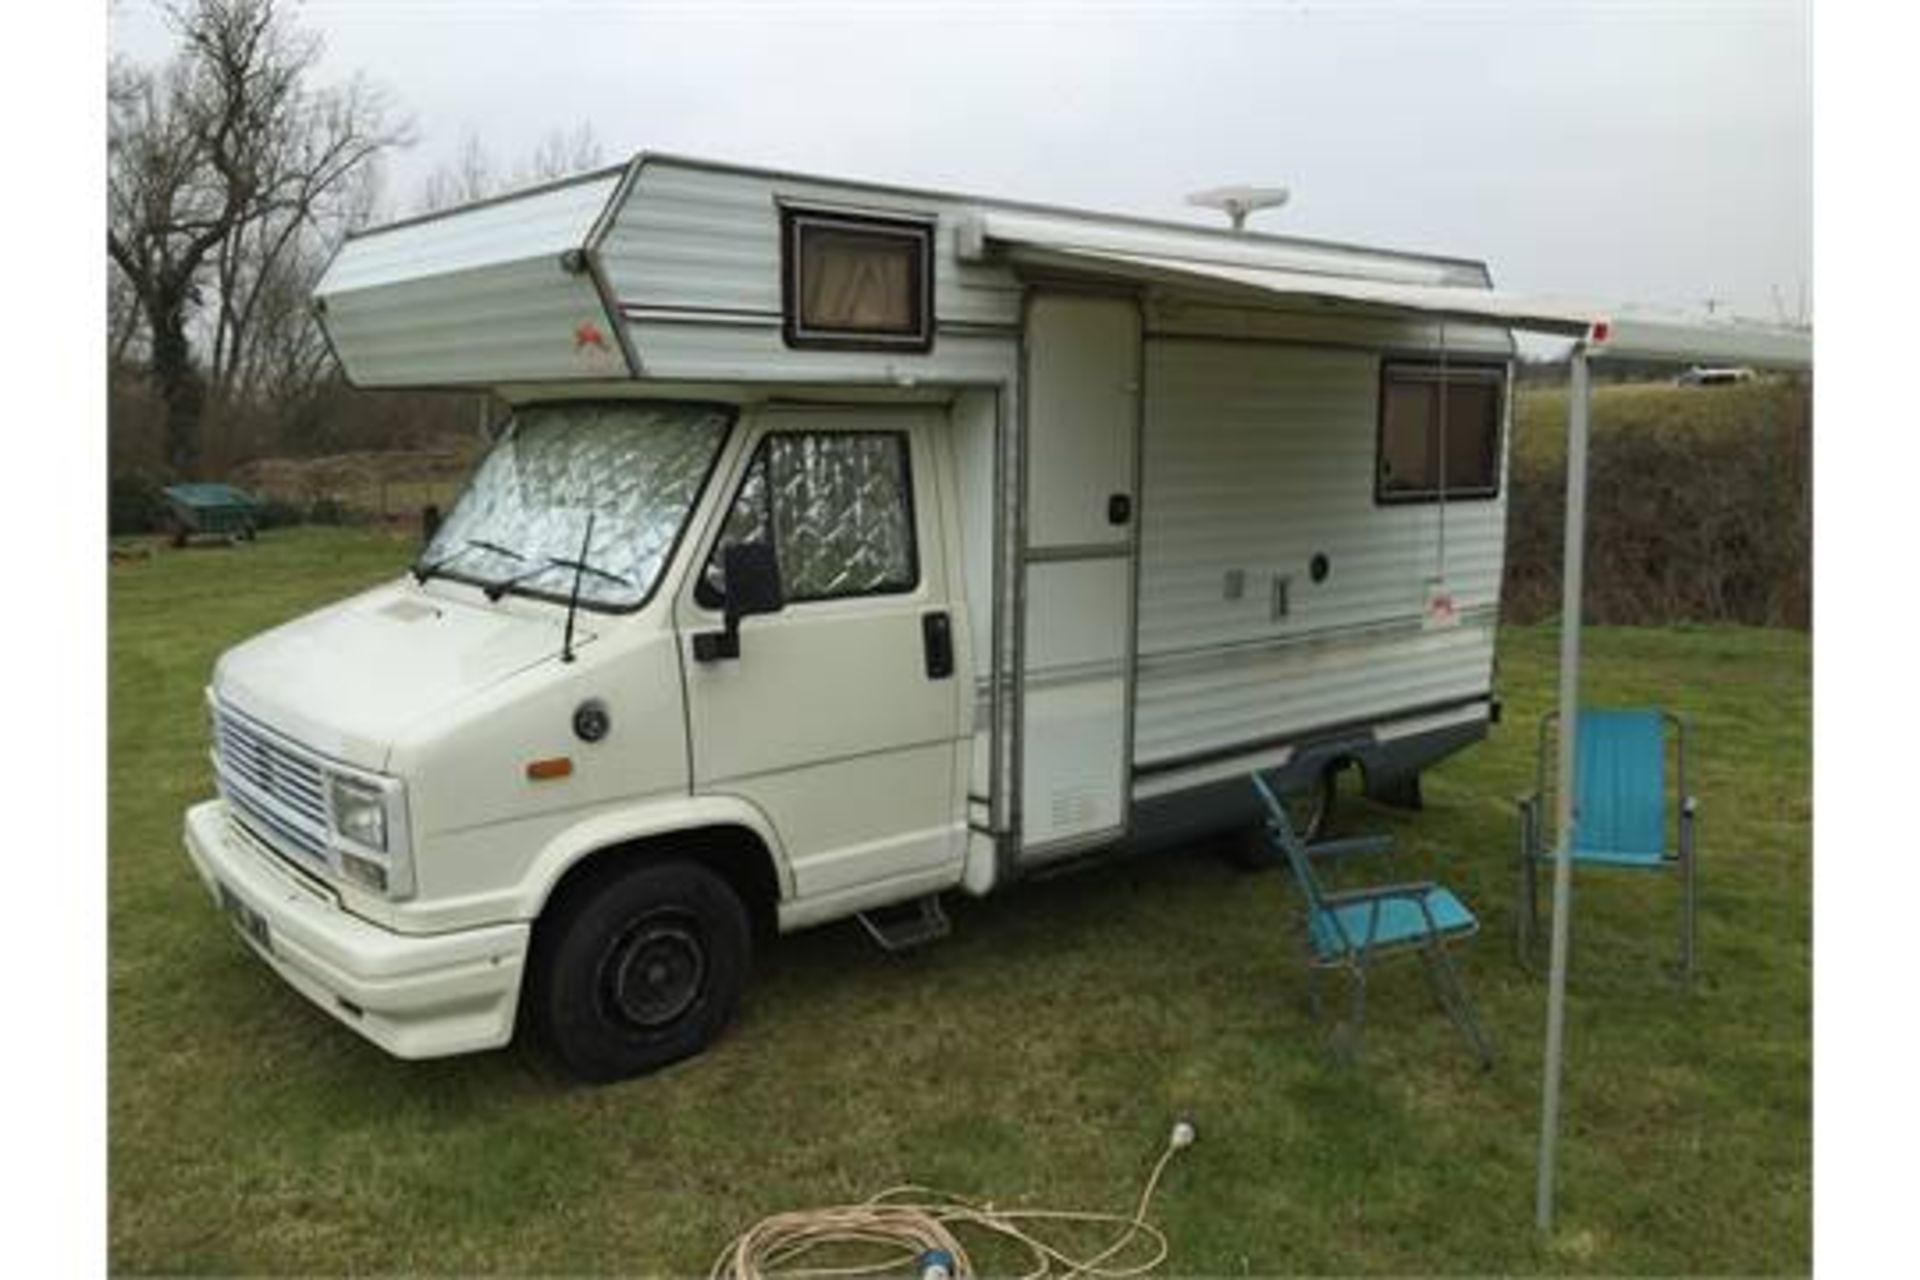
601;915;706;1030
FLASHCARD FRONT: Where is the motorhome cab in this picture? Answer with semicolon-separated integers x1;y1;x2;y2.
184;154;1528;1081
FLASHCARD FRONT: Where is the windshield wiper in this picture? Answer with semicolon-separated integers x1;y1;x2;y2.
414;537;527;586
467;538;526;562
483;562;551;602
477;551;632;603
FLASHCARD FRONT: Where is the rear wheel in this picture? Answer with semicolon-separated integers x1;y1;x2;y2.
526;859;751;1083
1221;766;1339;870
1285;766;1338;843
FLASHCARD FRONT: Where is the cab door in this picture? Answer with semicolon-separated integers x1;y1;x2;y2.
676;407;967;910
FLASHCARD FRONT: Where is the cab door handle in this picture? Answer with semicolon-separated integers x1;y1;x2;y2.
922;611;954;680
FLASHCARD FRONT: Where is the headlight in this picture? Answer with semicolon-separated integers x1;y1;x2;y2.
324;772;414;900
329;776;388;851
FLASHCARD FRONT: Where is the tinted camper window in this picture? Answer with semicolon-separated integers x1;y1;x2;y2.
1376;362;1505;503
781;209;934;351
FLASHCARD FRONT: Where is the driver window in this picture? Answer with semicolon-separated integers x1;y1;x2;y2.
698;431;918;607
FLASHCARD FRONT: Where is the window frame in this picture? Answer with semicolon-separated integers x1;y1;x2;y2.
695;427;923;610
1373;358;1508;506
779;205;936;353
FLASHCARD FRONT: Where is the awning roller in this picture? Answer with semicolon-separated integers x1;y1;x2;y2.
959;212;1812;369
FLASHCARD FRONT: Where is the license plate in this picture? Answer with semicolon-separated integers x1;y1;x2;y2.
217;881;272;955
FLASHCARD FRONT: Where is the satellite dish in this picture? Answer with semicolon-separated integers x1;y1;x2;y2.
1187;184;1291;233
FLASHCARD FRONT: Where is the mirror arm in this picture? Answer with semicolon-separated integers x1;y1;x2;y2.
693;601;745;663
692;609;739;663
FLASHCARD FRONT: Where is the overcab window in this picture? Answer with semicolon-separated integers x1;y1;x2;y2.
781;208;934;351
1375;361;1506;504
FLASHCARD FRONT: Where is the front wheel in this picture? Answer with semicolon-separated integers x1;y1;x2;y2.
526;859;751;1083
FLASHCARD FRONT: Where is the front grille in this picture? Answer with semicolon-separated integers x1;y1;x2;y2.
213;704;329;864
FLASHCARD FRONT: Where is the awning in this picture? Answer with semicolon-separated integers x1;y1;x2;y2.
965;203;1812;1233
958;211;1813;370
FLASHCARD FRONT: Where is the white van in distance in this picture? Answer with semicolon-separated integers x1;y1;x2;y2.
184;154;1516;1081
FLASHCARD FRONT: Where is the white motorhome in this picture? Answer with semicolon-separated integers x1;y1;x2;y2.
184;153;1530;1081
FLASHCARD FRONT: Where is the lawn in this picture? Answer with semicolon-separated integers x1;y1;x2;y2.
109;528;1810;1275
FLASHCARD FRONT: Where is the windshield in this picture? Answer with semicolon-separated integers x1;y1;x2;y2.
418;401;733;611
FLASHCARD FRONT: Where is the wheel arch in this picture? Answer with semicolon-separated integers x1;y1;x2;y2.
519;796;790;939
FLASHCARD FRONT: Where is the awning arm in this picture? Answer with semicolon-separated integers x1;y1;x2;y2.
1536;342;1592;1232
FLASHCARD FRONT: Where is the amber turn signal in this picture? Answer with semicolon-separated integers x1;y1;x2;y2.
526;756;573;781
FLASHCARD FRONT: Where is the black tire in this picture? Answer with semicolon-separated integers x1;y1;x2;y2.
1220;767;1338;870
1288;766;1338;844
525;859;751;1083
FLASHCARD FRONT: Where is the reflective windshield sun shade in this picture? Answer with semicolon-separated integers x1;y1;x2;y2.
422;402;731;610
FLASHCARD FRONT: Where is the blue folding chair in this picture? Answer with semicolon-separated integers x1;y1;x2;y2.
1249;772;1494;1068
1516;709;1698;982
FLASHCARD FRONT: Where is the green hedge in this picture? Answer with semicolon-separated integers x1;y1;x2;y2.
1503;381;1811;627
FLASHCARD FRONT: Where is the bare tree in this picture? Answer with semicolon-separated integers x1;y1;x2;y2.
204;80;397;408
107;251;145;367
419;130;496;214
418;122;606;213
519;121;605;186
107;0;408;475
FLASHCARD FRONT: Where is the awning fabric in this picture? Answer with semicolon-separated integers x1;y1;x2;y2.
962;214;1812;370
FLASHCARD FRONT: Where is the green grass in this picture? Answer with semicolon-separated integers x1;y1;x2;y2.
109;528;1809;1275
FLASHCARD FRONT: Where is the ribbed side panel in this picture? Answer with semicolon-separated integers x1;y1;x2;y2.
1134;624;1495;765
1133;338;1507;766
323;259;629;386
600;159;1023;327
624;321;1018;386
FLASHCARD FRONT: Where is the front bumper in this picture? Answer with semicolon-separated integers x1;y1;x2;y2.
182;799;528;1059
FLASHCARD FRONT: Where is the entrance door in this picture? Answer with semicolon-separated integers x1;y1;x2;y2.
677;407;967;910
1019;294;1141;859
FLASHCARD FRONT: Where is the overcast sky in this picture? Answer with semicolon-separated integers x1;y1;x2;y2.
109;0;1811;323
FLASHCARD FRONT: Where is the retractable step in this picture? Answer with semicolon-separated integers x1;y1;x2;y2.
856;895;951;953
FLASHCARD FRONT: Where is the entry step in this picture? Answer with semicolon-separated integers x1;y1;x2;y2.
856;895;951;953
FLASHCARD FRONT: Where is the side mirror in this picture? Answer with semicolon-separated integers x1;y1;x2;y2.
693;543;784;662
724;542;785;622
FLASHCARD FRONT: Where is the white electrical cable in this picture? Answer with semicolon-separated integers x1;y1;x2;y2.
710;1121;1195;1280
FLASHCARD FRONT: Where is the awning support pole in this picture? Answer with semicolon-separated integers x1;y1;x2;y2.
1536;342;1591;1232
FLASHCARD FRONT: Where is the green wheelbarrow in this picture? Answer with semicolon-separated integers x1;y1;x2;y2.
161;483;262;547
